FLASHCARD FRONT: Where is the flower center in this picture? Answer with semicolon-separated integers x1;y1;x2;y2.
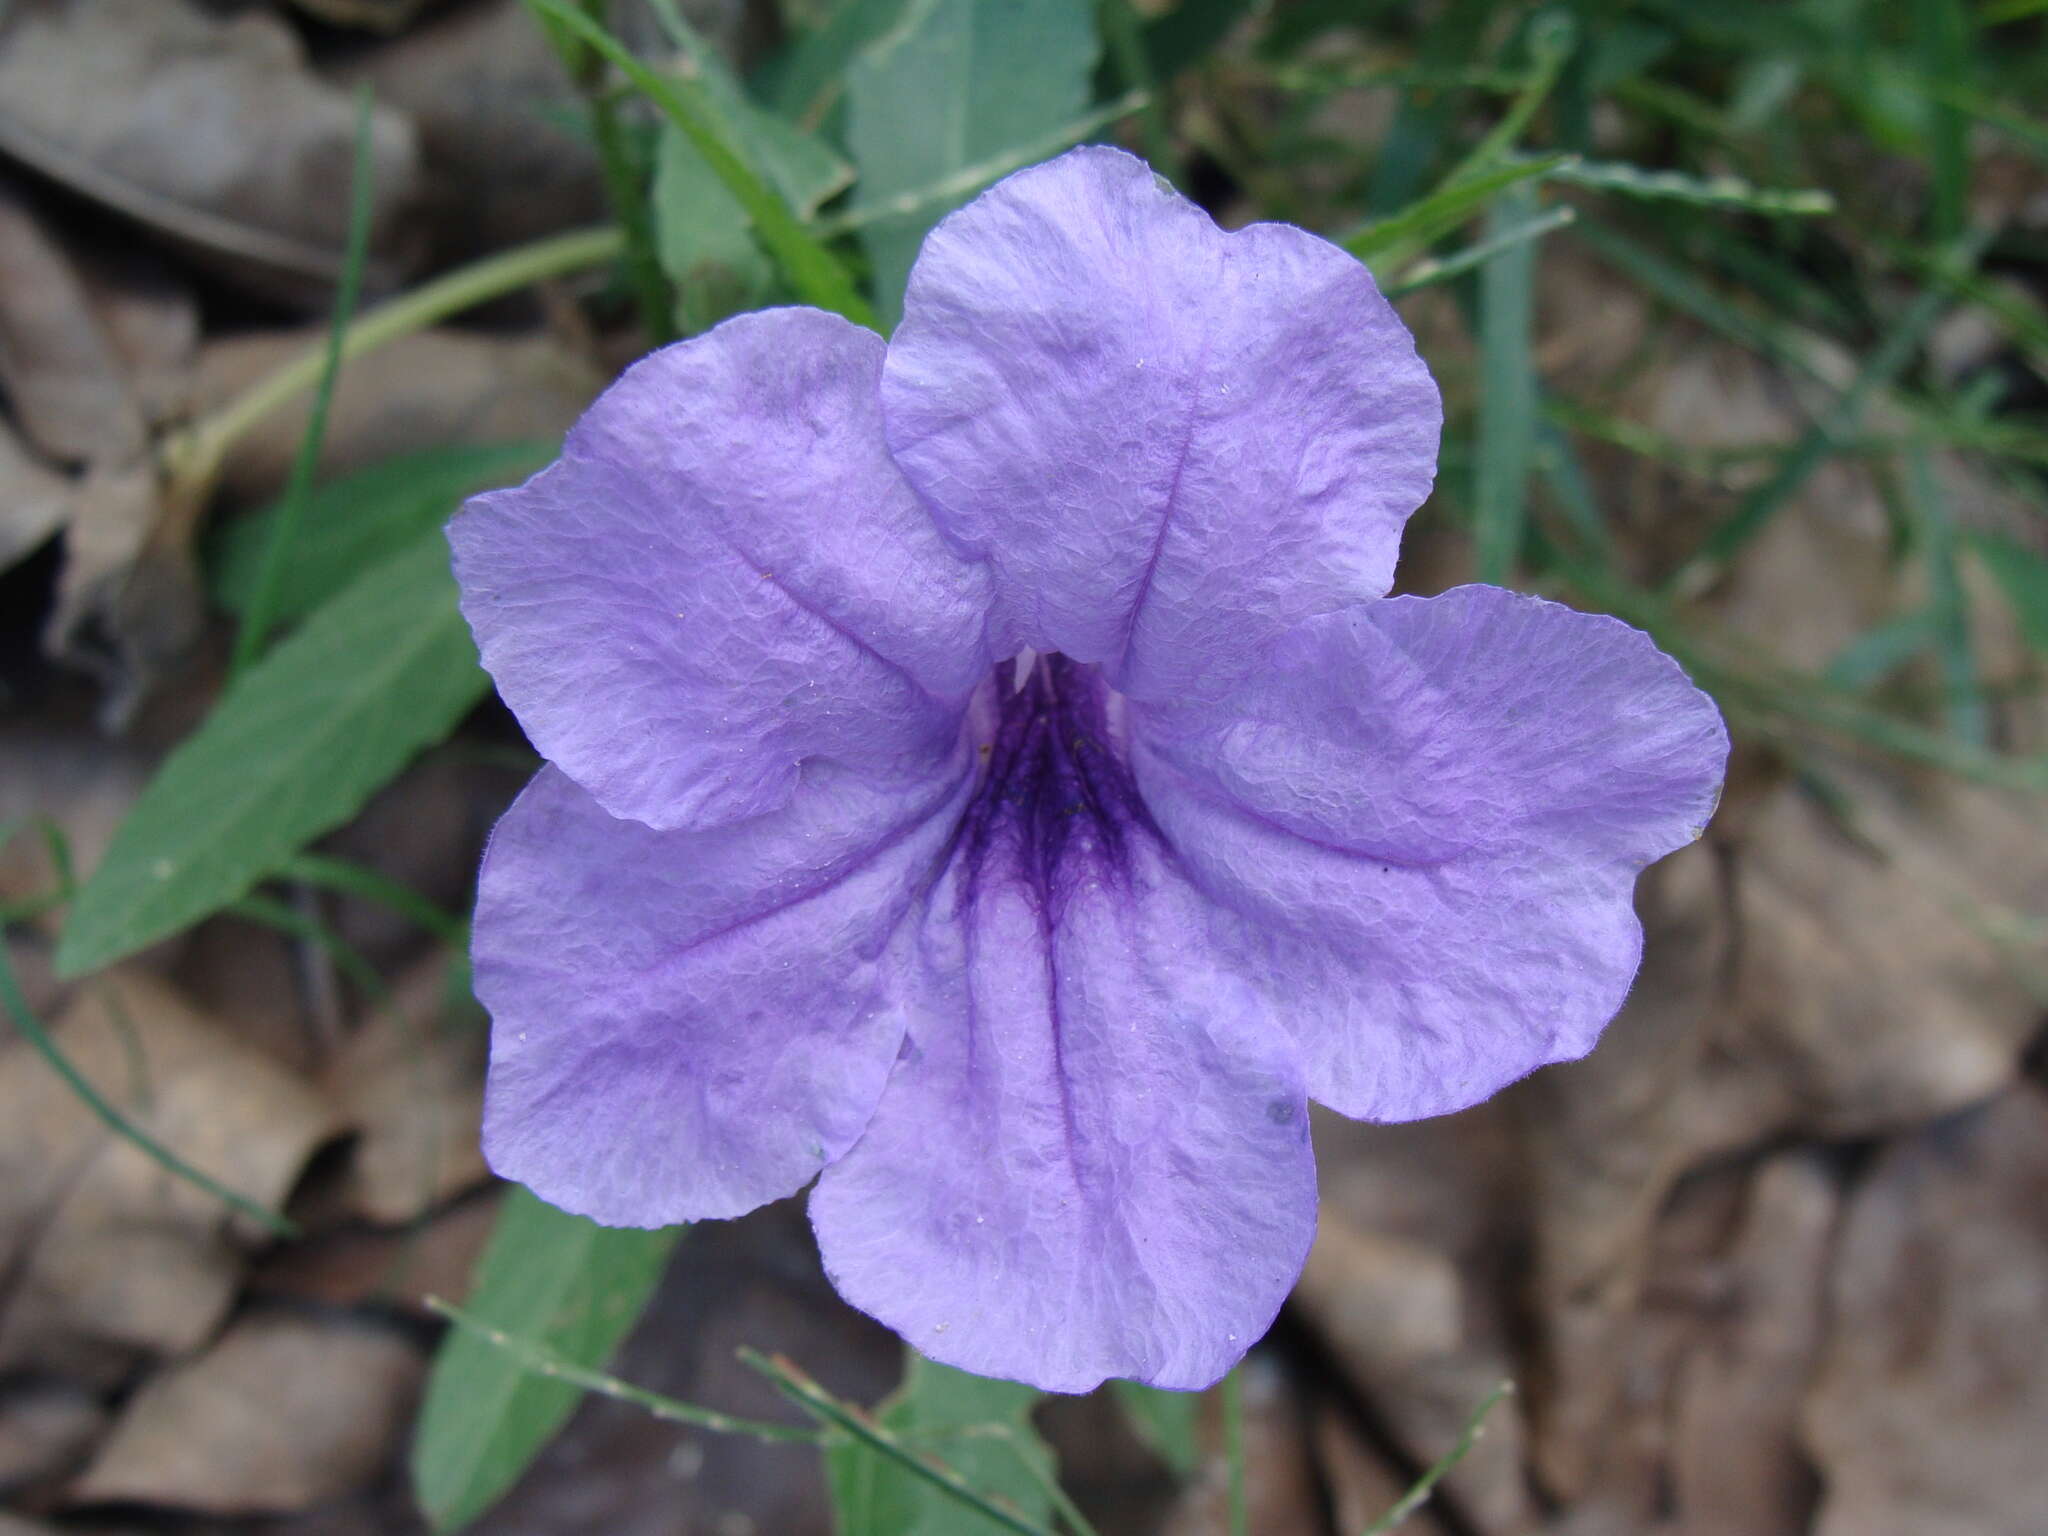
955;653;1148;915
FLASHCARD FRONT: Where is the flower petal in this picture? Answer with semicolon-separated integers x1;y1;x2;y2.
450;307;993;832
474;754;975;1226
882;145;1439;703
1131;585;1729;1121
810;830;1317;1393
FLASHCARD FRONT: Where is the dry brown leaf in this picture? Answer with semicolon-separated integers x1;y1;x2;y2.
67;240;198;434
0;971;336;1375
0;0;422;302
0;418;73;581
325;953;488;1225
69;1309;421;1515
249;1187;500;1316
1293;1215;1461;1373
333;0;607;264
0;1380;105;1498
1665;1152;1836;1536
0;174;204;709
1290;1209;1535;1535
0;725;149;949
1726;768;2048;1137
0;173;145;466
194;326;602;505
43;457;201;726
1803;1087;2048;1536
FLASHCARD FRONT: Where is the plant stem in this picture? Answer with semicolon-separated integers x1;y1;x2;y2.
427;1298;820;1444
161;225;623;517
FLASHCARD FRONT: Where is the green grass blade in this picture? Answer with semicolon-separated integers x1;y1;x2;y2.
229;86;377;678
1909;440;1989;743
1969;531;2048;655
1342;153;1571;265
0;948;298;1237
1361;1380;1515;1535
1913;0;1973;244
1670;228;1992;593
1474;182;1542;584
1386;204;1575;297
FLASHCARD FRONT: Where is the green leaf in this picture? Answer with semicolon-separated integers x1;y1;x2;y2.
56;529;487;977
414;1188;683;1532
1970;531;2048;656
827;1352;1055;1536
210;442;553;623
1109;1380;1201;1478
650;16;854;331
845;0;1099;326
527;0;875;328
755;0;918;127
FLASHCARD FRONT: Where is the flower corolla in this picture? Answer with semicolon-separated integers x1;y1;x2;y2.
449;147;1728;1393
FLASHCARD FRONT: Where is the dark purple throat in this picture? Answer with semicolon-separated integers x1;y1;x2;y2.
954;654;1152;919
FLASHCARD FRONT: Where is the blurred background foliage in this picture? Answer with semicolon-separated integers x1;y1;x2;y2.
0;0;2045;1532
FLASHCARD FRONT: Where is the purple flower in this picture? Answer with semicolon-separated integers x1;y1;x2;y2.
448;147;1728;1394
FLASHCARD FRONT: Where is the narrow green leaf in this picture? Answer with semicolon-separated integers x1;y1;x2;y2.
1970;531;2048;655
845;0;1100;326
1474;182;1541;584
1109;1380;1200;1479
210;442;553;623
526;0;875;328
1361;1380;1515;1535
0;948;298;1237
56;530;486;977
826;1351;1057;1536
1341;154;1571;265
1913;0;1973;244
1386;204;1575;297
231;86;377;678
1671;228;1992;592
1909;440;1988;743
414;1189;683;1532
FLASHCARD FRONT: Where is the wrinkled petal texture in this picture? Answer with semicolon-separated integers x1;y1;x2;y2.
1132;586;1729;1121
883;145;1440;704
449;307;992;831
812;668;1317;1393
474;753;975;1226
